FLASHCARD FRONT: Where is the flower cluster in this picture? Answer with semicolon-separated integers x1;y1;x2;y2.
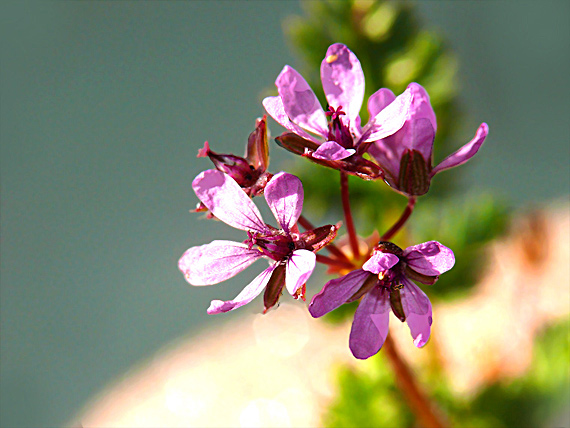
179;43;488;359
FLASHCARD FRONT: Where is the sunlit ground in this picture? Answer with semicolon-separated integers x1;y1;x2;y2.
75;204;569;427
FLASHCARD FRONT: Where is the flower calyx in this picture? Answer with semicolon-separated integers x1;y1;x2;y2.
197;115;272;199
275;132;382;180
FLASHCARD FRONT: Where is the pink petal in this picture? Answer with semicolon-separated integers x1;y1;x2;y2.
178;240;263;286
262;96;322;144
431;123;489;175
285;249;316;295
349;287;390;359
264;172;304;234
407;82;437;132
405;294;433;347
312;141;355;161
320;43;365;126
400;278;431;316
192;169;267;234
207;264;276;314
275;65;328;137
369;118;435;182
367;88;396;120
362;253;399;274
309;269;371;318
366;136;402;183
404;118;436;160
362;87;413;142
404;241;455;276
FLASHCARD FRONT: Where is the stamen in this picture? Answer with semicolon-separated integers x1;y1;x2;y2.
245;231;257;250
326;105;346;121
392;282;404;291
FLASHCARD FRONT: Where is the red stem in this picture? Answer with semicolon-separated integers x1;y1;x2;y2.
297;214;315;231
381;197;416;241
340;172;360;259
315;254;356;270
383;334;448;428
298;214;350;262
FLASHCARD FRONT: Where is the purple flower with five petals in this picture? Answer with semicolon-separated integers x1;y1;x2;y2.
309;240;455;359
179;170;338;314
368;83;489;196
263;43;413;179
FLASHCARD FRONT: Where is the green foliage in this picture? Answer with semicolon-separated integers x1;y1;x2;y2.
323;320;570;428
323;356;414;428
411;192;510;298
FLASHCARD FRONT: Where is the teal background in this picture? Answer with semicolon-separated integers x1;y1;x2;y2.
1;1;568;427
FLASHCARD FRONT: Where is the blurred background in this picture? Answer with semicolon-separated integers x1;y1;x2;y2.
1;1;568;427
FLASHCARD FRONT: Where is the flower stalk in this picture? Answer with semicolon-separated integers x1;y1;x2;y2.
315;254;356;270
383;334;448;428
381;196;417;241
340;172;360;260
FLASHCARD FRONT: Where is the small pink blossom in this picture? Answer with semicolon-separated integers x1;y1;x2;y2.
194;116;272;217
309;241;455;359
179;170;338;313
368;83;489;196
263;43;413;179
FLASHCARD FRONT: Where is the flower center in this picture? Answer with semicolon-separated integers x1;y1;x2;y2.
372;241;406;291
326;105;354;149
245;230;295;261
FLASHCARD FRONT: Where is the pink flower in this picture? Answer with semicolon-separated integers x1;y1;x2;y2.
179;170;338;313
263;43;413;179
309;241;455;359
197;116;271;198
368;83;489;196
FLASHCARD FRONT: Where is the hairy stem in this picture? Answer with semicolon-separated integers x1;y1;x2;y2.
383;334;448;428
381;197;416;241
340;172;360;259
298;214;350;262
315;254;356;270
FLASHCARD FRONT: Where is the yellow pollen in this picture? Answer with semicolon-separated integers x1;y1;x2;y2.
326;54;338;64
378;272;385;280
